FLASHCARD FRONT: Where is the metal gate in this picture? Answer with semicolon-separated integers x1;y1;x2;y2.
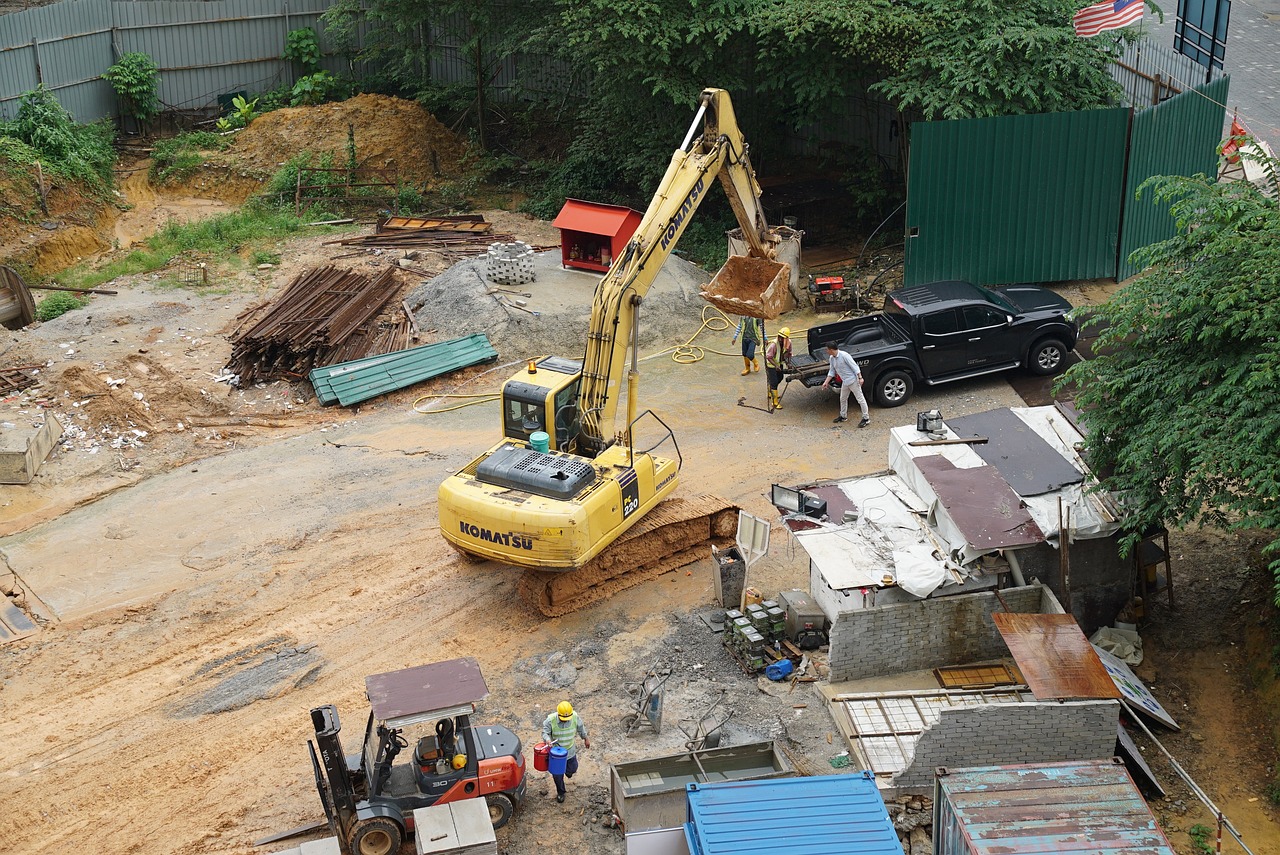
904;108;1131;287
1116;77;1231;280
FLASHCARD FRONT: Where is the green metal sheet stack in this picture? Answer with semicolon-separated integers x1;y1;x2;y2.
309;333;498;407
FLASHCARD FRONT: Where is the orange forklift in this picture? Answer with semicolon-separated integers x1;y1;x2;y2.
308;658;527;855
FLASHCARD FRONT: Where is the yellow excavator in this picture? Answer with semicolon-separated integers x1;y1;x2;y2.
437;88;790;616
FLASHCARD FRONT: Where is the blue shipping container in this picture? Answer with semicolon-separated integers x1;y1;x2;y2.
684;772;901;855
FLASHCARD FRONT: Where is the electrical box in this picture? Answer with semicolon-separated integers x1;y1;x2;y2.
776;589;826;643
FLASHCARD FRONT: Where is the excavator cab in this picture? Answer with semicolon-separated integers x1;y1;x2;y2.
499;356;582;450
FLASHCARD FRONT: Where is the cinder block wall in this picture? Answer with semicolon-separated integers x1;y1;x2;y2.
891;700;1120;791
827;585;1045;683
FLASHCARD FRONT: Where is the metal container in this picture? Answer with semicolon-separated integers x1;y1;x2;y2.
684;772;900;855
776;589;826;643
933;759;1176;855
609;741;793;835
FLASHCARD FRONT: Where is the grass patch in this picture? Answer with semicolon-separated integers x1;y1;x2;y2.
149;131;231;184
35;291;87;321
1188;823;1215;855
251;249;281;266
1265;777;1280;806
0;86;115;194
58;203;327;290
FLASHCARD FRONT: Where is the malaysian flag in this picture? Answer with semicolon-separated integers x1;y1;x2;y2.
1073;0;1145;37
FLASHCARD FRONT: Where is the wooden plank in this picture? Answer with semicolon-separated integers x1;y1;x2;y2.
993;613;1121;700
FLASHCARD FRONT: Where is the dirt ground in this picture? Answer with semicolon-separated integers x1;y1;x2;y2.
2;144;1279;855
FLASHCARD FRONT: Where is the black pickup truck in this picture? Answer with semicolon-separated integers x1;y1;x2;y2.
787;280;1078;407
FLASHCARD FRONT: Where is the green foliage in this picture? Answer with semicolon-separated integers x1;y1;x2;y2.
102;52;161;125
1265;777;1280;806
395;184;425;213
291;71;341;106
1060;162;1280;602
215;95;260;132
4;86;116;192
1188;824;1214;855
284;27;322;74
256;85;294;113
264;152;345;203
149;131;230;183
60;205;327;291
35;292;87;321
873;0;1125;119
251;249;282;266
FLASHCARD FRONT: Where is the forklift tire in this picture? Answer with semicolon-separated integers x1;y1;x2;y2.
486;792;515;829
348;817;402;855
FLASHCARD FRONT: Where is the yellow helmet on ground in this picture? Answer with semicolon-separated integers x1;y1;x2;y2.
557;701;574;720
779;327;791;338
452;754;467;770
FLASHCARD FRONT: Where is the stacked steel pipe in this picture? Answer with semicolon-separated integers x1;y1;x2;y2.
325;215;516;259
226;266;404;384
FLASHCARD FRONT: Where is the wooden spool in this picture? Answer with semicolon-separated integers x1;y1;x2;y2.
0;266;36;330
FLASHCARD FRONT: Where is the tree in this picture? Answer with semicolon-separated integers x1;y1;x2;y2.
873;0;1127;119
102;52;161;129
1060;162;1280;601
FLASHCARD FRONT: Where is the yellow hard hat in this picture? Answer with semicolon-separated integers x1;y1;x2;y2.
779;327;791;338
557;701;574;720
452;754;466;770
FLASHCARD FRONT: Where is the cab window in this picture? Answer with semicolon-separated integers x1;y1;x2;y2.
505;398;545;439
922;309;960;336
552;381;580;447
962;305;1007;330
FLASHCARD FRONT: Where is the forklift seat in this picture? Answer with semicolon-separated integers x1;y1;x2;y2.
415;735;442;766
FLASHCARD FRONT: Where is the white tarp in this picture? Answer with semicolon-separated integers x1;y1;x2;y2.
790;474;959;599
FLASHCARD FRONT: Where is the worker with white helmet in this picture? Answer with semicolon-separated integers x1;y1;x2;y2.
541;700;590;803
764;327;793;410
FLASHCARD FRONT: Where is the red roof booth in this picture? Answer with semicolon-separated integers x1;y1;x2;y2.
552;199;643;273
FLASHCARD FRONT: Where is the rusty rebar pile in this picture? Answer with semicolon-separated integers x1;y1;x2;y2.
225;266;403;384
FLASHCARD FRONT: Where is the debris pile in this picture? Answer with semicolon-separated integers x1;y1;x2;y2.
226;266;409;385
0;365;40;395
328;215;517;259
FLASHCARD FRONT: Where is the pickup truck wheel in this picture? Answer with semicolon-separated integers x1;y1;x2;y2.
1029;338;1067;376
875;370;913;407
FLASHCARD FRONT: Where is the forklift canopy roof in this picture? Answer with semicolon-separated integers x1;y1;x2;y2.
365;658;489;728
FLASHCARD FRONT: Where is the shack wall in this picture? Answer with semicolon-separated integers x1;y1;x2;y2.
1014;536;1130;636
891;699;1120;791
826;584;1058;683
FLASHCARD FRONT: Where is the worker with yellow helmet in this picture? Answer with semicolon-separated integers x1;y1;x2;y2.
541;700;590;804
764;327;793;410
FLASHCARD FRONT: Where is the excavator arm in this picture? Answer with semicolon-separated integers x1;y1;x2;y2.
576;88;782;456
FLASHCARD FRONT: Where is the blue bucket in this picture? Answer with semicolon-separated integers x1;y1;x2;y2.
547;745;568;776
530;431;550;453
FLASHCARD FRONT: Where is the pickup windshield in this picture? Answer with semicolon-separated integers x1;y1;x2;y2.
978;285;1018;314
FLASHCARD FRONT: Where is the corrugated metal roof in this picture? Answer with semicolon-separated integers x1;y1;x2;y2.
309;333;497;407
684;773;901;855
934;760;1176;855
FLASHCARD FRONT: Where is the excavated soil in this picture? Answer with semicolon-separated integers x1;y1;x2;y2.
221;94;468;186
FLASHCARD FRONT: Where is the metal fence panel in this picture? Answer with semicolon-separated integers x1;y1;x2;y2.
1116;76;1230;280
0;0;115;120
904;108;1132;286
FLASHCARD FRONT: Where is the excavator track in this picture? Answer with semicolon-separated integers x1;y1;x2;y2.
517;495;740;617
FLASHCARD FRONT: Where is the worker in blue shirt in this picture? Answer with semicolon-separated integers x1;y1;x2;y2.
820;342;870;427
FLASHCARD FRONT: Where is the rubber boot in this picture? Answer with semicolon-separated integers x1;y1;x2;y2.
751;357;761;373
771;390;783;410
741;357;751;376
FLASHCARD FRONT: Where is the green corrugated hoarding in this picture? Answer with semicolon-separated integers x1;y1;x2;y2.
1116;76;1231;280
904;107;1132;286
310;333;498;407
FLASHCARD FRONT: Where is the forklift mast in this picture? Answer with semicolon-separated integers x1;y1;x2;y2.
310;705;358;833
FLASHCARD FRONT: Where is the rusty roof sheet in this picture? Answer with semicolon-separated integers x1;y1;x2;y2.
993;613;1120;700
365;658;488;723
935;759;1176;855
912;456;1045;549
946;407;1083;497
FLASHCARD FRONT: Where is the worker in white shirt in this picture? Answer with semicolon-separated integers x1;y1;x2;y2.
820;341;870;427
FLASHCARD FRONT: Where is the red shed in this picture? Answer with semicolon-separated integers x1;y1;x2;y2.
552;199;642;273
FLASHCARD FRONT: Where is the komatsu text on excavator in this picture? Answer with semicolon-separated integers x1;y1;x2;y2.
438;88;790;616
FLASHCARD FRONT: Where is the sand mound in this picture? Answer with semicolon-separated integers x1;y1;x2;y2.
227;94;468;186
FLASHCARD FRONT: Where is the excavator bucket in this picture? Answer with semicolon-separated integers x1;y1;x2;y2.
700;255;791;320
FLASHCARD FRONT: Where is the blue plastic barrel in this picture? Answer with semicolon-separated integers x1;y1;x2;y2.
548;745;568;775
530;431;550;453
765;658;794;681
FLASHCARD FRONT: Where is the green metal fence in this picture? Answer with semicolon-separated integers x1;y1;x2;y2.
904;78;1229;287
1116;76;1231;280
